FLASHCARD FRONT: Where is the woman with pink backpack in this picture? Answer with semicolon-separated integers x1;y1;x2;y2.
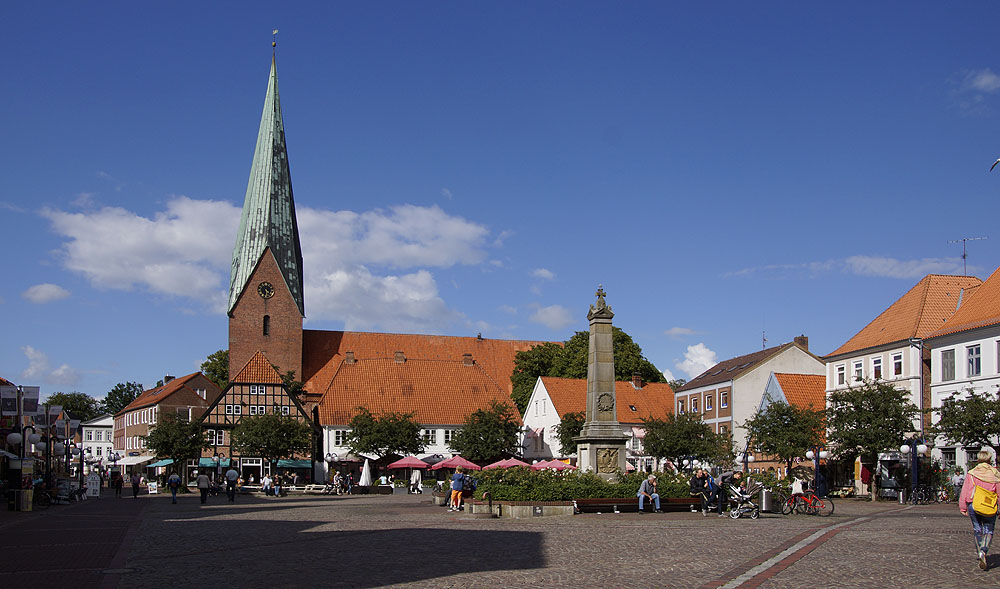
960;450;1000;571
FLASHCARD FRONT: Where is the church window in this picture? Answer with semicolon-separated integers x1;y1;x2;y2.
263;315;270;336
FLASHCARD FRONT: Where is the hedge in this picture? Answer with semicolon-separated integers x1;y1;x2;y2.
470;467;691;502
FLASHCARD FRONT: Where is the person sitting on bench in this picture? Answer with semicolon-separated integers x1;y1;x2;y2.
637;474;662;513
690;469;711;516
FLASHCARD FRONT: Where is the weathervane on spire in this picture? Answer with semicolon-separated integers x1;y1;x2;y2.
272;28;278;51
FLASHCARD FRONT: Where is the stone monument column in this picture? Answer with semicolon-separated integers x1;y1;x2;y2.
574;286;628;480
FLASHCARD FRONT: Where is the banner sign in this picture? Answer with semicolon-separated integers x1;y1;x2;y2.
21;387;40;416
0;386;16;416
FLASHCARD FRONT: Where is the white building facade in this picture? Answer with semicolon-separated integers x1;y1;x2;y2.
80;414;114;474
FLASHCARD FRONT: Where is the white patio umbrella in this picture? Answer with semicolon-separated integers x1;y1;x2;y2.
358;459;374;486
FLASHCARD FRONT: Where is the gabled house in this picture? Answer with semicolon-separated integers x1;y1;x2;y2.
748;372;826;477
80;414;113;474
674;337;823;461
521;375;674;471
112;372;221;471
198;351;319;482
317;351;521;474
926;266;1000;470
824;274;982;435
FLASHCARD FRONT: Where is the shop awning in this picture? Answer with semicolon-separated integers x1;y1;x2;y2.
116;455;155;466
147;459;174;468
198;458;230;467
277;459;312;469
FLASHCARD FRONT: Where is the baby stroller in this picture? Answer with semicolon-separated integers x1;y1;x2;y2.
727;480;763;519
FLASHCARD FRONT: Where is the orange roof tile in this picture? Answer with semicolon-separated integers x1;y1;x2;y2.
0;376;13;387
827;274;982;357
302;330;551;397
773;373;825;410
316;357;521;426
929;266;1000;338
232;351;285;384
540;376;674;424
117;372;202;415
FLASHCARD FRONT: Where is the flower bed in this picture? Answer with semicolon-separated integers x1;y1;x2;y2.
471;467;690;502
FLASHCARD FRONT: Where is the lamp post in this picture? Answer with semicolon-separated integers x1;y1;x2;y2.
742;452;756;473
804;447;829;497
908;338;926;435
899;438;929;497
325;453;339;481
6;424;37;490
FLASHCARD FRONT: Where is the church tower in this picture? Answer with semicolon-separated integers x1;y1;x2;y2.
228;52;304;382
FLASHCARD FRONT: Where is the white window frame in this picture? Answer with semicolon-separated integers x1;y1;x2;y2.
872;357;882;380
444;429;456;444
691;396;699;413
86;430;93;441
226;405;234;415
678;399;686;414
333;430;346;446
720;392;728;409
853;361;863;382
969;344;982;377
422;429;438;445
705;395;713;411
892;353;903;377
836;364;845;386
281;406;290;416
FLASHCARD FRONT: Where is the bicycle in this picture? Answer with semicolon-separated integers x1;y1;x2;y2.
32;486;51;510
778;491;833;516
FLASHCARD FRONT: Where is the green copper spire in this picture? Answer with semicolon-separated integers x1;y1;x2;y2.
228;56;305;316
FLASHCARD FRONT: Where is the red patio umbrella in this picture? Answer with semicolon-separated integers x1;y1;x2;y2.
430;455;481;471
483;457;530;470
532;459;576;471
387;456;430;469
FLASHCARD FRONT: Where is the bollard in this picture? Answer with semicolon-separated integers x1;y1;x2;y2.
898;489;905;504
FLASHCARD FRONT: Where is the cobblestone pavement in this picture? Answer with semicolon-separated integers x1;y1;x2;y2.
2;491;997;588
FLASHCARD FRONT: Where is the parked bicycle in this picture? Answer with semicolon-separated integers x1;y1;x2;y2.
32;484;51;510
774;490;834;516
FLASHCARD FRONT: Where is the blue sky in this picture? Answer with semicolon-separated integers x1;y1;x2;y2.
3;2;1000;399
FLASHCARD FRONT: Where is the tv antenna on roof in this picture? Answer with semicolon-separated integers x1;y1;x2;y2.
948;236;987;276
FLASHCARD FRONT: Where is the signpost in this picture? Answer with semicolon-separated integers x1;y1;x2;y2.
86;473;102;498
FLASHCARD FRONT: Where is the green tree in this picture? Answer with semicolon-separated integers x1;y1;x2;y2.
553;411;586;456
345;407;424;462
101;381;144;415
274;367;304;400
641;412;721;466
666;379;687;391
510;328;665;414
230;414;314;473
142;413;210;483
449;400;524;462
933;387;1000;456
46;392;101;421
742;396;826;472
826;379;918;500
201;349;229;391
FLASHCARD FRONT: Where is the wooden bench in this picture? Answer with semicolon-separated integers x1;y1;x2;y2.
573;497;701;513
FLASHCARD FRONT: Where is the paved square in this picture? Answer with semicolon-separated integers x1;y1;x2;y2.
1;491;995;587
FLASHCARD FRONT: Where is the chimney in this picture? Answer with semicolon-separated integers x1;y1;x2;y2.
793;335;809;351
164;375;175;384
462;353;474;367
632;372;643;389
394;351;406;364
345;351;356;365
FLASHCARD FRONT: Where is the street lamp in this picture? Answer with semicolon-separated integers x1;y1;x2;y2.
899;438;929;497
909;338;926;434
805;447;829;497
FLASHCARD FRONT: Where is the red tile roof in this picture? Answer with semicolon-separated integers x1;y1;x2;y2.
540;376;674;424
773;373;826;410
0;376;13;387
827;274;982;357
316;357;521;426
232;351;285;384
929;266;1000;339
676;343;802;392
302;330;550;397
117;373;202;415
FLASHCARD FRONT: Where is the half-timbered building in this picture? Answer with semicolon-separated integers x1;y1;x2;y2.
198;351;319;482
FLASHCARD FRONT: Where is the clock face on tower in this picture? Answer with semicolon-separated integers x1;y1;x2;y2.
257;282;275;299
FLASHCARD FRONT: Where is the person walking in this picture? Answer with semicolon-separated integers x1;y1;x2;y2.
130;472;142;499
261;474;272;497
112;471;123;498
960;450;1000;571
637;474;662;513
196;472;211;504
167;471;181;504
410;468;422;494
225;463;240;502
449;467;465;512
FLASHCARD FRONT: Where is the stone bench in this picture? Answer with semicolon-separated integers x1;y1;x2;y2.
573;497;701;513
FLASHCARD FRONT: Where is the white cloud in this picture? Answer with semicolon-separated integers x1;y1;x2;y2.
661;368;676;381
664;326;696;339
529;304;575;330
499;304;518;315
532;268;555;280
20;345;80;386
676;343;717;379
727;255;966;280
493;230;514;247
42;198;493;329
441;188;453;200
22;284;71;304
966;68;1000;93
